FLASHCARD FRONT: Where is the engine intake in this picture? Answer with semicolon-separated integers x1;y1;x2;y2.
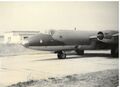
97;32;104;40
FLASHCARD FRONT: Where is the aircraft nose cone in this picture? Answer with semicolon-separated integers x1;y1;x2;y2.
22;39;29;47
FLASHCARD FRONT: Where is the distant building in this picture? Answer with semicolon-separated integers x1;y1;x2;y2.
0;35;4;43
4;31;40;44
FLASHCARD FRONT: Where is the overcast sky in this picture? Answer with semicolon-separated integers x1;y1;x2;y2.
0;1;118;33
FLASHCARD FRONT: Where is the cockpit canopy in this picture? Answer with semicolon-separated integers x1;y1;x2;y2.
47;29;56;36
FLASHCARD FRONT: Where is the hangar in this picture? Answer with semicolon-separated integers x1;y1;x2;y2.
4;31;40;44
0;35;4;43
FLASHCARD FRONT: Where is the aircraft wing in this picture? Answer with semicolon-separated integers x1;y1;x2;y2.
112;33;118;37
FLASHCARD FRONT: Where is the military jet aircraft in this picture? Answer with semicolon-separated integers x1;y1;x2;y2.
22;30;118;59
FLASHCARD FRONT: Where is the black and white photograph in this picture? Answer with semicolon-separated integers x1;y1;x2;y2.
0;1;119;87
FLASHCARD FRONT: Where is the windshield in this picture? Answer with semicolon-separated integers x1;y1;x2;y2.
43;29;56;36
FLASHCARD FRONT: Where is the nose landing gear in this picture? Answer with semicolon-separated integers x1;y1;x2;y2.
57;51;66;59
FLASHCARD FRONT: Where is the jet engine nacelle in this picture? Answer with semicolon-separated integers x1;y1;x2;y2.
97;31;114;40
97;30;118;44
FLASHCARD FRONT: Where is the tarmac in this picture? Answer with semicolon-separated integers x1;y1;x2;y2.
0;50;118;87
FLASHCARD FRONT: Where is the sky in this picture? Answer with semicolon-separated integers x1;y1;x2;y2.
0;1;119;33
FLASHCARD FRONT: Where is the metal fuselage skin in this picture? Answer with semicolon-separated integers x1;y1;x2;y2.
23;30;118;52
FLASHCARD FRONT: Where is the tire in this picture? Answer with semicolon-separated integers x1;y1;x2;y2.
57;51;66;59
111;48;118;57
75;50;84;55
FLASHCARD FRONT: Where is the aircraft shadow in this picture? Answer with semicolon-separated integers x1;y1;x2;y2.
34;53;118;61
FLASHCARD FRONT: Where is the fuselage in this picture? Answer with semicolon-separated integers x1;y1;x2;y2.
22;30;118;51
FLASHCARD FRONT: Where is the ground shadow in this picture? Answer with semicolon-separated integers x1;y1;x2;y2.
34;53;118;61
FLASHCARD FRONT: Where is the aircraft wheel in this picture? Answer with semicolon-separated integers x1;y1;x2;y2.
111;47;118;57
57;51;66;59
75;50;84;55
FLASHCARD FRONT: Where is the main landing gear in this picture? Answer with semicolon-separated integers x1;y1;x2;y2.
57;51;66;59
111;47;118;57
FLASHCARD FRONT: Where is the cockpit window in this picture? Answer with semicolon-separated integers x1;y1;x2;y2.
48;30;56;36
42;29;56;36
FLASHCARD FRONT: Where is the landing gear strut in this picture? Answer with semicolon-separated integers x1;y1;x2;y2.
75;49;84;55
57;51;66;59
